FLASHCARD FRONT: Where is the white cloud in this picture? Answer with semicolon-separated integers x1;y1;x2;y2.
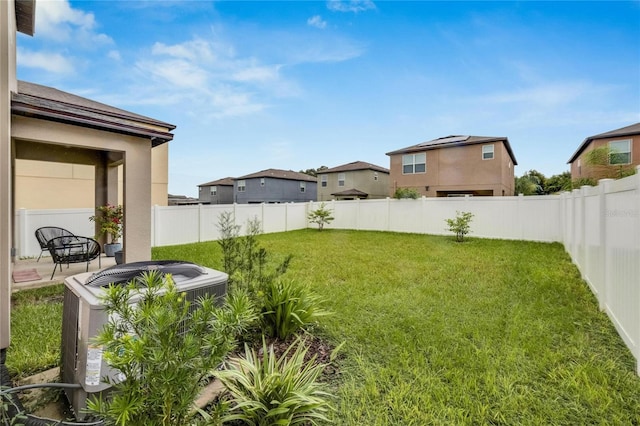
152;39;218;63
327;0;376;13
35;0;112;46
232;64;281;83
107;50;121;61
17;48;74;74
307;15;327;29
482;81;612;108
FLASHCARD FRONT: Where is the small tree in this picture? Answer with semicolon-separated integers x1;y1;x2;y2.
86;271;257;426
445;211;474;242
393;187;419;199
307;203;334;231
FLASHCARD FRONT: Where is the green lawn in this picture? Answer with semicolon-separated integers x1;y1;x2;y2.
9;229;640;424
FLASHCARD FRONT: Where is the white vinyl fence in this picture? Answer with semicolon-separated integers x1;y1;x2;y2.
12;170;640;373
561;173;640;374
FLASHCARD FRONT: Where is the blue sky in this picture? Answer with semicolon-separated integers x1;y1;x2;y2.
17;0;640;197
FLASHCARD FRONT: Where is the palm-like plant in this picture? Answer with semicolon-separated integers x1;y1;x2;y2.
216;339;333;425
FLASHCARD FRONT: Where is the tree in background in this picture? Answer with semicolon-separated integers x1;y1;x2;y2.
514;170;545;195
581;146;637;181
300;166;328;177
545;171;572;194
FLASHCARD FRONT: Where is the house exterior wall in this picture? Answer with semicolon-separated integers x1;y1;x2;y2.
388;142;514;197
234;177;317;204
1;0;17;349
198;184;234;204
570;135;640;182
318;169;390;201
14;143;169;208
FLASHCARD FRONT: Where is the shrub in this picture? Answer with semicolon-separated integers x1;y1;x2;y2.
216;339;333;425
307;203;334;231
445;211;474;242
260;278;329;340
217;213;292;293
393;187;419;199
86;271;256;426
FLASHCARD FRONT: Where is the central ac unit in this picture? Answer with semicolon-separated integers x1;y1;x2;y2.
60;261;228;419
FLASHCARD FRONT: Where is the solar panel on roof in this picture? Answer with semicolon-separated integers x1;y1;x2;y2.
418;135;470;147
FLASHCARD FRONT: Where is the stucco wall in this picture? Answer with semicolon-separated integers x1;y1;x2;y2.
14;143;169;208
235;177;317;203
570;135;640;182
318;169;390;201
389;142;514;196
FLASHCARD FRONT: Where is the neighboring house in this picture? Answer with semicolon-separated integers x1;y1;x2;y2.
567;122;640;182
317;161;390;201
234;169;317;204
168;194;200;206
198;177;235;204
2;0;176;350
386;135;517;197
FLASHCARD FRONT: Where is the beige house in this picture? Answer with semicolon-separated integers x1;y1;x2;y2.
317;161;390;201
386;135;517;197
568;122;640;182
2;0;175;349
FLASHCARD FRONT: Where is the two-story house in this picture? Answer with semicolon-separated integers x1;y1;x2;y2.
386;135;517;197
198;177;235;204
317;161;390;201
568;122;640;183
234;169;317;204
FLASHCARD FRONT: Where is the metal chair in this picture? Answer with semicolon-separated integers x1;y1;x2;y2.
47;236;101;279
34;226;76;262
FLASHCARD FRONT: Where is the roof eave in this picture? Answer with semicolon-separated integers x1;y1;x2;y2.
12;103;174;145
15;0;36;36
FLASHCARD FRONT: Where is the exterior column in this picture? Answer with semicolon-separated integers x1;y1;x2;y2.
123;141;152;263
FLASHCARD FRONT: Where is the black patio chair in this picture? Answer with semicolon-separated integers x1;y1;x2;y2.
34;226;76;262
47;236;101;280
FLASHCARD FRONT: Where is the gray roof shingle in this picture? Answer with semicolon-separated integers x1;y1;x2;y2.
12;81;176;145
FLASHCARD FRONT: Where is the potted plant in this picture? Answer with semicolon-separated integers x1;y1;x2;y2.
90;203;123;257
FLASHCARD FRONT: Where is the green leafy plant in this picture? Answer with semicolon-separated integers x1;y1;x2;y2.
90;203;124;243
260;278;329;340
445;211;474;242
393;187;419;199
216;339;333;425
307;203;334;231
86;271;257;426
217;213;292;293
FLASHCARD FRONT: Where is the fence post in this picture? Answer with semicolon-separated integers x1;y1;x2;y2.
517;194;524;240
152;205;158;247
17;208;27;258
598;179;613;311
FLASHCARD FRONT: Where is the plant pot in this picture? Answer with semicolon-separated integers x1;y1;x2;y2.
114;250;124;264
104;242;122;257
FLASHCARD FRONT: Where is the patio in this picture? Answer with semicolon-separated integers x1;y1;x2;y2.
11;255;116;292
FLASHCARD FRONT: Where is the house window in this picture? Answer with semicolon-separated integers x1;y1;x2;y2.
320;175;327;187
300;182;306;193
237;180;246;192
609;140;631;165
260;178;265;186
402;153;426;174
210;186;217;196
338;173;345;187
482;144;494;160
577;159;581;176
374;172;378;181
